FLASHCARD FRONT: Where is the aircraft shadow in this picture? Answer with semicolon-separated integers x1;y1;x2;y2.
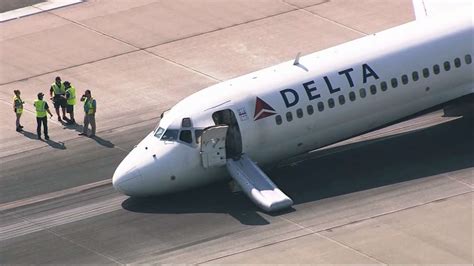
122;117;473;225
122;182;269;225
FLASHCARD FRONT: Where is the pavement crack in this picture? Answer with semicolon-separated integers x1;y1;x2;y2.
200;191;471;264
280;0;368;36
0;0;349;86
445;173;473;190
278;216;386;265
196;227;311;264
0;50;140;87
308;191;473;233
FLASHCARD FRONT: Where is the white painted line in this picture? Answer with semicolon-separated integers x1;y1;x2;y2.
0;179;112;212
0;0;83;22
1;195;126;241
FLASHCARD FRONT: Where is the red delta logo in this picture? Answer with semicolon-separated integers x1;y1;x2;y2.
254;97;276;121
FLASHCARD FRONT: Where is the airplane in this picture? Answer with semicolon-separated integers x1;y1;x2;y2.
112;0;473;211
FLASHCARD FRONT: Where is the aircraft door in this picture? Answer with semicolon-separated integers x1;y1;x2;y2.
212;109;242;160
200;125;228;168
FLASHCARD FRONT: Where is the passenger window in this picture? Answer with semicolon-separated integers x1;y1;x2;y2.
391;78;398;88
181;118;192;128
433;64;440;75
465;54;472;64
380;81;388;91
422;68;430;78
349;91;356;101
412;71;419;81
401;75;408;85
328;98;335;108
359;88;367;98
179;130;192;144
296;108;303;118
338;95;346;105
194;129;203;144
275;115;282;125
444;61;451;71
454;58;461;68
370;85;377;95
317;102;324;112
286;112;293;122
307;105;314;115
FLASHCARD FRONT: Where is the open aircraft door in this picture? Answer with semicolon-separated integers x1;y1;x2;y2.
200;125;228;168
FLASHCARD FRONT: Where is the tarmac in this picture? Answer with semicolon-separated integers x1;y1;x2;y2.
0;0;472;264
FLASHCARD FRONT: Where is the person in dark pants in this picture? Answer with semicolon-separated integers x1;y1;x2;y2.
34;92;53;140
64;81;76;124
50;76;66;122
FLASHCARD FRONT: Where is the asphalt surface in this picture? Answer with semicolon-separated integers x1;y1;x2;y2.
0;0;472;264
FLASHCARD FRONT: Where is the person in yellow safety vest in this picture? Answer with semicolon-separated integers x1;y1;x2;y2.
13;90;25;132
50;76;67;123
78;89;97;138
34;92;53;140
64;81;76;125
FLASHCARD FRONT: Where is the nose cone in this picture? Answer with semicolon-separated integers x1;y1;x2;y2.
112;164;143;195
113;131;204;197
112;132;162;196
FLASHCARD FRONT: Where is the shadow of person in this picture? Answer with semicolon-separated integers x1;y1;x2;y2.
21;130;66;149
43;138;66;150
90;135;114;148
63;122;83;132
74;124;84;133
20;130;38;140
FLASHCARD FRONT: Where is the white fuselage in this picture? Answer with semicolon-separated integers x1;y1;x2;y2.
112;15;473;197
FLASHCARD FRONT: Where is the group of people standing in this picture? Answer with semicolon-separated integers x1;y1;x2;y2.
13;76;97;140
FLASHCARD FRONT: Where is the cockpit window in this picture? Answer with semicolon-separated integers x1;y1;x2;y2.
154;127;165;139
181;118;192;128
179;130;192;144
161;129;179;141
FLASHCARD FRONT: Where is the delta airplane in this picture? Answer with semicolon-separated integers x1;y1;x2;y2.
113;0;473;211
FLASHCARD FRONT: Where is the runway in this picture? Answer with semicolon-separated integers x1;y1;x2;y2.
0;0;472;264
